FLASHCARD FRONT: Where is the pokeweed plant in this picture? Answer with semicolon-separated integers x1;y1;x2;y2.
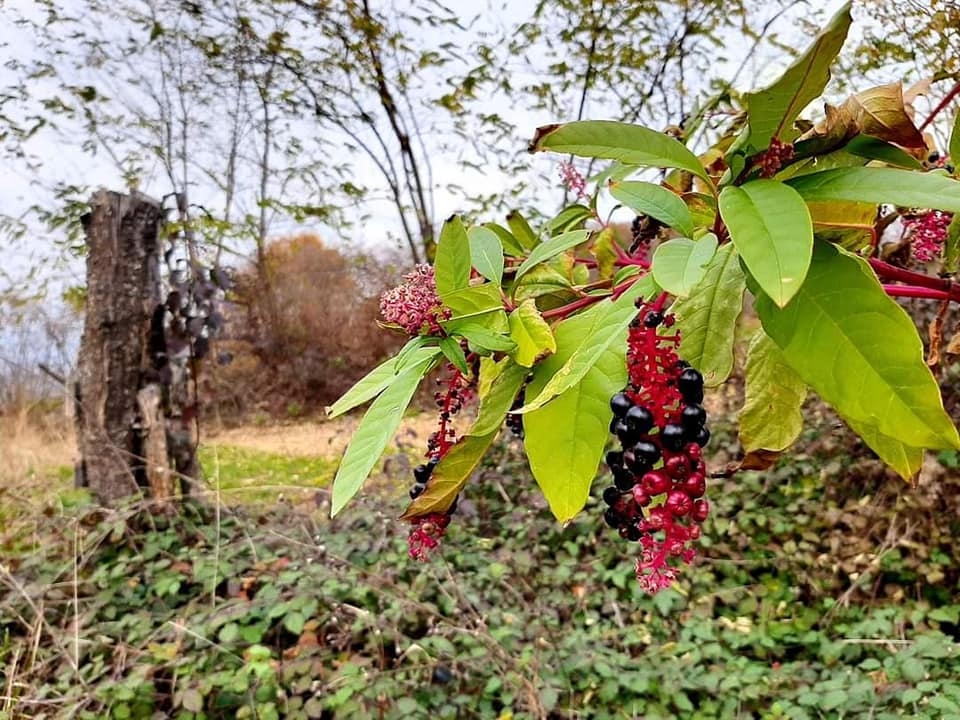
327;3;960;592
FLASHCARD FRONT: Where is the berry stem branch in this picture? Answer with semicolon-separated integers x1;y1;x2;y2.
919;81;960;132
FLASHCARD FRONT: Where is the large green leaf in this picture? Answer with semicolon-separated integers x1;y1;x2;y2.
518;276;655;413
651;234;718;298
441;284;507;332
326;341;440;418
483;222;526;257
529;120;711;186
512;264;575;304
671;245;746;387
471;359;530;437
786;167;960;212
844;416;924;479
755;241;960;459
743;3;852;149
609;180;695;236
719;180;813;307
505;210;538;250
515;229;590;280
468;226;504;284
331;355;437;516
508;300;556;367
523;317;629;523
845;135;923;169
435;215;471;297
739;329;807;453
454;323;516;354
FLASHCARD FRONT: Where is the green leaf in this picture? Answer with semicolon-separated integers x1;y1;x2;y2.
671;245;746;386
609;181;695;236
483;222;526;257
739;330;807;453
283;610;306;635
844;416;924;478
439;336;469;374
755;242;960;466
512;264;574;304
468;226;504;284
590;226;620;279
327;340;439;418
523;314;630;523
944;213;960;275
402;360;527;517
471;359;529;436
544;204;594;235
506;210;538;250
845;135;923;169
508;300;556;367
786;167;960;212
743;3;852;149
435;215;471;297
651;234;718;298
529;120;712;186
453;323;516;353
719;180;813;307
331;356;437;516
519;276;655;414
515;229;590;281
400;432;497;518
950;109;960;169
442;283;506;324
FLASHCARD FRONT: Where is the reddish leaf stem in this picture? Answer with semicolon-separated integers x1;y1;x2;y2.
882;284;951;301
919;81;960;132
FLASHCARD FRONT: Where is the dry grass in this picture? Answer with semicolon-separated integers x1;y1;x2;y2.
0;408;76;489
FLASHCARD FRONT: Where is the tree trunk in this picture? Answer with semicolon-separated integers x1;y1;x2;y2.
74;190;172;506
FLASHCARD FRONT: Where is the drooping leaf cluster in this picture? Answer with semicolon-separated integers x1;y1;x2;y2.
331;3;960;526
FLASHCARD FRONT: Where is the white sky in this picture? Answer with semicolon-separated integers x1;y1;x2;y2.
0;0;850;303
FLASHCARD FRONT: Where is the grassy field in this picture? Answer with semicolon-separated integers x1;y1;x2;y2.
2;404;960;719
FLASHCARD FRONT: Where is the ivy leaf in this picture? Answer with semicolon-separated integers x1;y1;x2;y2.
523;317;629;523
435;215;471;297
515;229;590;280
331;355;438;516
671;245;746;387
743;3;852;149
439;336;469;375
327;341;439;418
508;300;556;367
402;359;527;518
518;276;655;414
609;180;695;236
755;241;960;466
651;233;718;298
506;210;538;250
529;120;712;186
739;329;807;453
719;180;813;307
468;226;504;284
786;167;960;212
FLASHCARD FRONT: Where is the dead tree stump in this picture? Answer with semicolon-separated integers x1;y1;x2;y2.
74;190;177;507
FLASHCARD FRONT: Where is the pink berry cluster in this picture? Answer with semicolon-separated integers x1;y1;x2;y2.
903;209;953;263
602;303;710;593
406;368;468;560
379;264;451;336
558;161;588;200
756;137;795;178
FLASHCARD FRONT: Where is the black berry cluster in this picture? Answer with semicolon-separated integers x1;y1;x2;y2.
600;303;711;593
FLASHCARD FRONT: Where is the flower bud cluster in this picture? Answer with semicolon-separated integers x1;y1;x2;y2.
904;209;953;263
602;303;711;593
379;264;451;336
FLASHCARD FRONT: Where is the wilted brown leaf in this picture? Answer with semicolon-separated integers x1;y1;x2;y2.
842;82;927;149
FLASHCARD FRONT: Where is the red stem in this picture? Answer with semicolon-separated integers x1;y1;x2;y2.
882;284;950;300
919;81;960;132
869;258;953;292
